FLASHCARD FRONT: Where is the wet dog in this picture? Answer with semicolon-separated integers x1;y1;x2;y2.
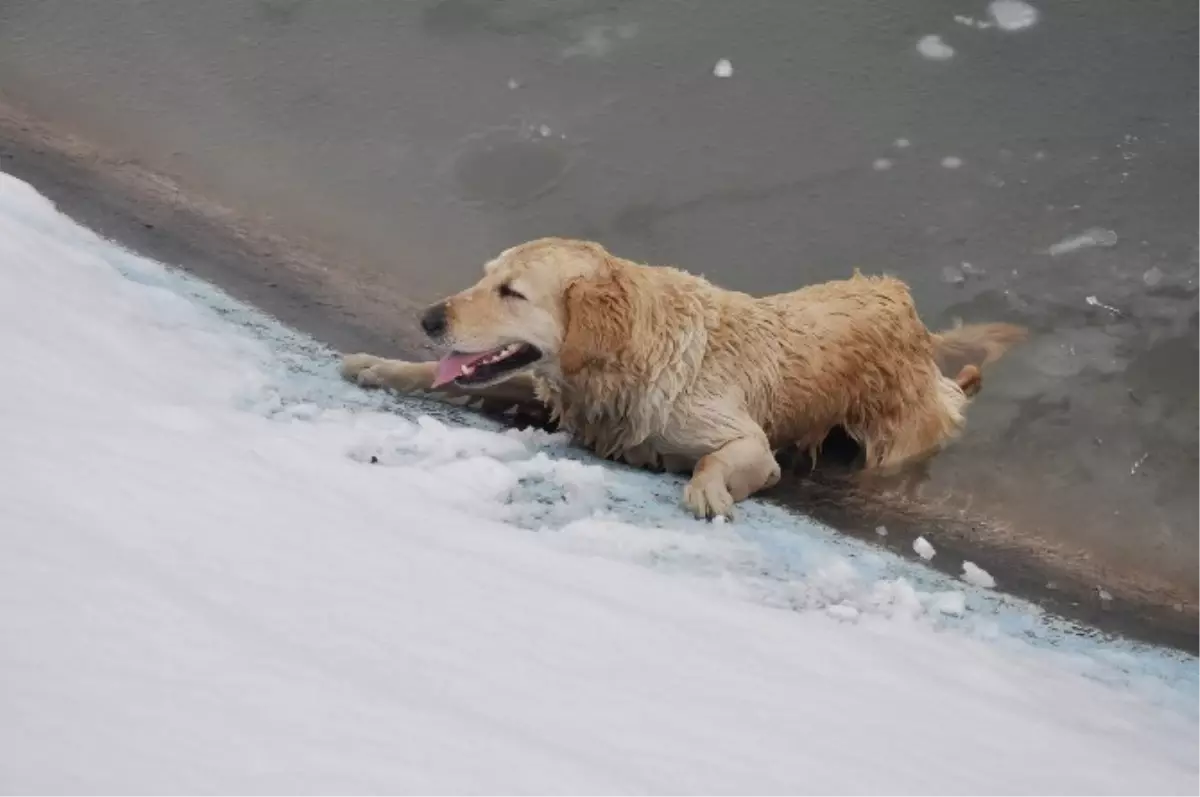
342;238;1024;518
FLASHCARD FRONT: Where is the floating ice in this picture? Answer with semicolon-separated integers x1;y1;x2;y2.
913;536;936;561
941;156;964;169
962;562;997;589
954;14;993;29
713;58;734;78
916;35;955;60
988;0;1039;31
942;264;966;284
873;158;894;171
1046;228;1118;256
894;138;911;149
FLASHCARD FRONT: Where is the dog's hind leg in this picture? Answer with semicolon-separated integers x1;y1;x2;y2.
855;373;970;471
682;431;781;520
340;353;538;405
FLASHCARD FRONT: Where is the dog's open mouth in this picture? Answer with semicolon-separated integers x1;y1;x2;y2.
432;343;543;388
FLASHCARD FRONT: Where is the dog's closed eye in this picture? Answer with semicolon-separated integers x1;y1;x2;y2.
498;283;526;300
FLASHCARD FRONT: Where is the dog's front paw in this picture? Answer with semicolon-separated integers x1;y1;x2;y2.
340;353;388;389
683;474;735;521
341;353;381;381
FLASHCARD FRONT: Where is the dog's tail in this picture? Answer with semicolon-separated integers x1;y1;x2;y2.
932;322;1028;372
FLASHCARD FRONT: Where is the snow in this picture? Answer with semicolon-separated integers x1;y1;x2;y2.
712;58;733;78
932;592;968;617
0;171;1196;793
916;34;955;60
962;561;998;589
988;0;1039;31
913;536;937;561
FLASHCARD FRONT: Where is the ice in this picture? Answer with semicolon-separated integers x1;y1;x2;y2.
1046;227;1119;256
713;58;733;78
1085;295;1121;315
913;536;937;561
942;264;966;284
916;35;955;60
941;155;964;169
893;137;911;148
0;172;1196;793
954;14;993;29
962;561;998;589
872;158;893;171
506;77;520;90
988;0;1039;31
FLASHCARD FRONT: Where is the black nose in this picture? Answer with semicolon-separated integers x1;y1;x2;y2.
420;303;448;339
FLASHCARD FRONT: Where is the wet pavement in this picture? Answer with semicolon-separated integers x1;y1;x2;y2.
0;0;1195;647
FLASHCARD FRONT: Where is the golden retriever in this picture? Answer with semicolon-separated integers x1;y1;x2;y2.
341;238;1025;519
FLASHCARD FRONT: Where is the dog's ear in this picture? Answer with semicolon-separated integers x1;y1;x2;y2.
560;271;633;376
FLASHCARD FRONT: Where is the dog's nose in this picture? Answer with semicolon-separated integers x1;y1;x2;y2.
420;303;448;339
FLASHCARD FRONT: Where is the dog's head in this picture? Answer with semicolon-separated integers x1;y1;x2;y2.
420;238;630;388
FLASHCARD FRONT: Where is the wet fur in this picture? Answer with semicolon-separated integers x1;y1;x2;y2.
342;238;1025;518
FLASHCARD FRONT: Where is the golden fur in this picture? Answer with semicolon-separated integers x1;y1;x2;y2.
342;238;1025;518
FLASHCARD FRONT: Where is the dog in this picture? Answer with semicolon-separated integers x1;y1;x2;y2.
341;238;1026;519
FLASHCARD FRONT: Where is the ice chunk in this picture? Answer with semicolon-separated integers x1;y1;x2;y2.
713;58;733;78
962;561;997;589
916;35;955;60
873;158;893;171
988;0;1039;31
913;536;936;561
1046;228;1118;256
941;155;964;169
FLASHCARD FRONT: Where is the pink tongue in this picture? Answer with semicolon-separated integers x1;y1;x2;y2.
432;351;490;388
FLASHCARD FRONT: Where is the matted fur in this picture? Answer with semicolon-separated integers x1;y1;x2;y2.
342;238;1025;518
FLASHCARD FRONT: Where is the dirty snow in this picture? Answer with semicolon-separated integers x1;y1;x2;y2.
916;35;955;60
0;172;1196;793
913;536;937;561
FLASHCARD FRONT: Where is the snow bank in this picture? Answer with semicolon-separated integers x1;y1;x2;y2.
0;172;1196;793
